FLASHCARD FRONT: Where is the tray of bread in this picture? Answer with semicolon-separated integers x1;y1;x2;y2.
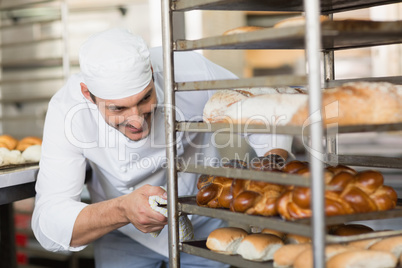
176;18;402;51
182;224;402;268
184;157;401;226
0;134;41;187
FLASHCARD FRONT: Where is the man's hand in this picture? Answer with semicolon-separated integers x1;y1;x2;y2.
120;184;168;233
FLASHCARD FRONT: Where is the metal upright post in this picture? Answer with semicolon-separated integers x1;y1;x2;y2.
323;14;338;157
303;0;326;267
61;0;70;82
161;0;180;267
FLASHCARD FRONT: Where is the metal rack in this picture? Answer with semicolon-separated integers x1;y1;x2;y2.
161;0;402;267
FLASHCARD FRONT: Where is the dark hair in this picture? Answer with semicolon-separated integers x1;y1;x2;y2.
89;91;97;103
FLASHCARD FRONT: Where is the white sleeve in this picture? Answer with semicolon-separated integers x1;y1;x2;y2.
246;134;294;157
32;98;88;252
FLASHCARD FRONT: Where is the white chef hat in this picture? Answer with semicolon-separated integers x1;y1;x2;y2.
79;28;152;100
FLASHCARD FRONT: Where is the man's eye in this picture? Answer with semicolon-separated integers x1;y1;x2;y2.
108;105;122;111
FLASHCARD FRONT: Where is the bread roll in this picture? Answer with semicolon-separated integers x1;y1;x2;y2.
284;233;311;244
273;243;311;268
223;26;264;35
273;15;329;28
236;233;284;261
206;227;248;255
369;235;402;259
348;238;382;249
326;249;397;268
16;136;42;151
21;145;41;162
0;135;18;150
261;228;286;240
330;224;373;236
293;244;353;268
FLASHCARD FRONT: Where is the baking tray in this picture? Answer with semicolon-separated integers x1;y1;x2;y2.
176;121;402;135
178;164;311;187
181;240;274;268
0;162;39;189
172;0;401;14
175;20;402;51
179;196;402;237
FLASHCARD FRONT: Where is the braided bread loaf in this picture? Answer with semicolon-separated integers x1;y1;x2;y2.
277;163;398;220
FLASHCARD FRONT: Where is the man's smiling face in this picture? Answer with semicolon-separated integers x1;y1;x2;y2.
82;80;157;141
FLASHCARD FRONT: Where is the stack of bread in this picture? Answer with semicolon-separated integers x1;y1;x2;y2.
203;82;402;126
206;224;402;267
0;135;42;166
196;159;398;220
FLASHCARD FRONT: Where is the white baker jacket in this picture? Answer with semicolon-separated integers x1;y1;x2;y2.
32;47;293;257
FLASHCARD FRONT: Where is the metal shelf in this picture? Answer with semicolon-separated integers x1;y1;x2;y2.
175;75;307;91
176;121;402;135
172;0;402;14
179;196;311;236
179;164;310;187
328;154;402;169
175;20;402;51
181;240;274;268
180;196;402;237
324;76;402;88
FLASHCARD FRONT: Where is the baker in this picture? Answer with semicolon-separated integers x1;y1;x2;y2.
32;28;293;267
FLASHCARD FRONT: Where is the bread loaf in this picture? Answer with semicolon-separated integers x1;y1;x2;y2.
236;233;284;261
206;227;248;254
284;233;311;244
277;169;398;220
273;15;329;28
203;87;306;124
204;82;402;126
369;235;402;259
273;243;311;268
293;244;353;268
326;249;397;268
330;224;373;236
223;26;264;35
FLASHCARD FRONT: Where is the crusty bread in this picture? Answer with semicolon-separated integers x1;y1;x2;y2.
348;238;382;249
0;135;18;150
261;228;286;240
16;136;42;151
369;235;402;259
273;15;329;28
203;87;305;124
223;26;264;35
206;227;248;254
284;233;311;244
326;249;397;268
273;243;311;267
236;233;284;261
204;82;402;126
330;224;374;236
293;244;354;268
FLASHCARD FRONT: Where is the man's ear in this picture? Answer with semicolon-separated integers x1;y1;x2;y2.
80;82;94;103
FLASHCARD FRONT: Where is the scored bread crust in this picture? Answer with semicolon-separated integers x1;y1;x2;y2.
223;26;265;35
273;243;311;268
206;227;248;254
369;235;402;258
204;82;402;126
236;233;284;261
273;15;329;28
326;249;397;268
